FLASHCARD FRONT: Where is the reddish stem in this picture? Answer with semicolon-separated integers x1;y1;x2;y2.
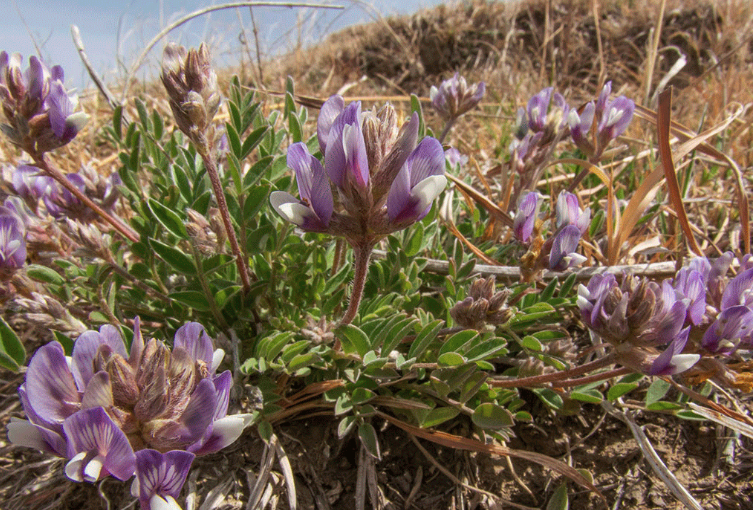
33;155;139;243
339;241;373;326
488;353;618;388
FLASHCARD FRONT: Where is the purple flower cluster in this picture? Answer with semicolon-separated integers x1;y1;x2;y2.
568;81;635;160
0;197;27;272
8;319;250;509
12;163;121;221
577;273;698;375
0;52;88;154
513;191;589;271
271;96;447;242
430;72;485;121
577;253;753;376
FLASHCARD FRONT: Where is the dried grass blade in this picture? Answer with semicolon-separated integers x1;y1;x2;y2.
273;439;297;510
602;402;703;510
656;88;703;256
446;173;514;227
377;411;605;503
688;403;753;440
442;219;500;266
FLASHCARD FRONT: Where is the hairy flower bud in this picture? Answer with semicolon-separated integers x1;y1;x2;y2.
451;276;513;330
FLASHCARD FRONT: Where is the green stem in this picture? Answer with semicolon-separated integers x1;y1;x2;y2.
197;146;251;293
339;241;373;326
189;242;230;330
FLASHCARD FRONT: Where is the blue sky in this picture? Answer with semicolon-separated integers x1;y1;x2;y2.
2;0;446;90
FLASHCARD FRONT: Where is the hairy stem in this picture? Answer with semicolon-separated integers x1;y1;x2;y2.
438;117;456;144
488;352;618;388
33;155;139;243
197;146;251;293
339;241;373;326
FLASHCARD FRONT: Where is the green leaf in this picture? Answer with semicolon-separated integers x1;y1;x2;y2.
351;387;376;405
410;93;425;139
0;317;25;371
26;264;65;285
607;382;639;401
135;98;149;129
645;379;671;406
258;421;273;442
150;239;195;274
408;319;444;360
420;407;460;428
533;388;564;410
337;324;371;358
358;422;381;459
241;126;270;161
540;278;558;302
335;394;354;415
242;184;270;221
520;335;543;352
404;225;424;257
288;352;319;371
226;122;242;157
439;330;478;356
570;389;603;404
338;416;357;438
438;352;466;366
289;111;302;143
169;291;211;312
472;403;514;430
546;483;569;510
559;272;578;298
646;401;683;412
147;198;188;239
52;331;74;355
113;105;123;140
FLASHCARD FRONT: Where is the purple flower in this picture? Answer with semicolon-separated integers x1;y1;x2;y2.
672;267;707;325
0;51;88;154
513;191;542;243
0;198;26;271
555;191;590;234
444;147;467;170
132;450;195;510
526;87;553;132
7;318;251;503
386;137;447;225
270;142;334;232
567;102;596;155
595;82;634;148
702;305;753;354
271;95;446;238
577;272;698;375
430;73;485;120
548;225;586;271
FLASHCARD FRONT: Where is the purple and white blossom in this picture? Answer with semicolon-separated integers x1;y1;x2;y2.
548;225;586;271
132;450;195;510
555;191;590;234
0;198;26;271
0;52;88;154
271;95;446;239
577;272;698;375
8;319;251;509
430;72;485;120
512;191;542;243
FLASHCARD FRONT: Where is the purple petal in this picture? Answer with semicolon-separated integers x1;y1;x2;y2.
596;81;612;115
63;407;136;481
72;326;126;389
269;191;328;232
211;370;232;420
721;267;753;310
129;317;145;368
81;372;114;410
188;414;251;456
26;56;49;102
135;449;194;504
317;95;344;155
702;305;753;353
527;87;552;132
649;328;698;375
549;225;583;271
342;121;369;188
178;379;217;443
324;101;362;188
25;342;81;425
45;80;77;139
0;214;25;269
513;191;541;243
173;322;213;366
287;142;333;226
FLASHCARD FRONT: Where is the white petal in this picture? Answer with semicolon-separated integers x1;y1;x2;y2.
269;191;313;226
65;452;87;482
131;477;140;498
83;454;105;482
7;419;46;451
151;494;182;510
411;175;447;212
211;349;225;372
670;354;701;374
66;111;90;131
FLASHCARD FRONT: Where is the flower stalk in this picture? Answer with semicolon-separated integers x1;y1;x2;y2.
339;241;373;326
